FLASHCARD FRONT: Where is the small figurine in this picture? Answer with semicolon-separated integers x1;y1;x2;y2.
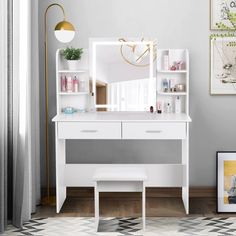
170;65;177;71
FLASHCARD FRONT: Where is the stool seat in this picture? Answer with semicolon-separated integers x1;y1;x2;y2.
93;167;147;181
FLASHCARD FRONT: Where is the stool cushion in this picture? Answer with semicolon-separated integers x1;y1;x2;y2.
93;167;147;181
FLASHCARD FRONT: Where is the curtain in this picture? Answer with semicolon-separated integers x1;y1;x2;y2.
0;0;8;232
12;0;40;227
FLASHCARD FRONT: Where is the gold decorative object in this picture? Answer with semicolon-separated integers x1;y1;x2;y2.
43;3;75;205
119;38;157;67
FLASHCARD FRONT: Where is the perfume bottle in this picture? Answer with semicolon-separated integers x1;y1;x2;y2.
73;76;79;92
61;76;67;92
67;76;73;92
79;78;86;92
175;96;181;114
89;92;95;112
165;102;172;113
162;78;169;92
156;101;162;114
150;106;154;113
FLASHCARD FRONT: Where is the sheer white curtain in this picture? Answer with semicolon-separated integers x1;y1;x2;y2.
12;0;40;227
0;0;8;232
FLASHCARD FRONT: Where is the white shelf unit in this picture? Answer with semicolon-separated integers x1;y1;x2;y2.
156;49;189;115
56;49;90;114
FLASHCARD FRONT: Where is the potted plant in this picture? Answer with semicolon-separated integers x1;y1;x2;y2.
62;47;83;70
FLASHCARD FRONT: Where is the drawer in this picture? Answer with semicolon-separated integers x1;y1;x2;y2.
58;122;121;139
122;122;186;140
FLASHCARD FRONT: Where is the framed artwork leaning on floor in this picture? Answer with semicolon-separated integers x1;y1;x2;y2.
217;151;236;213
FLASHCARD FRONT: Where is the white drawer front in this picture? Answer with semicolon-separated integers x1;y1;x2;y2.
122;122;186;140
58;122;121;139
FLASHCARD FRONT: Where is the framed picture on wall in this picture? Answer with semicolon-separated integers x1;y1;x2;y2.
217;151;236;213
210;37;236;94
210;0;236;30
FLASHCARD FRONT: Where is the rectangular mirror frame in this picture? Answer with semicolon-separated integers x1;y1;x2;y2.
90;39;154;110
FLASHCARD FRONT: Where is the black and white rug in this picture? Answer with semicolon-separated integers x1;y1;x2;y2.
3;217;236;235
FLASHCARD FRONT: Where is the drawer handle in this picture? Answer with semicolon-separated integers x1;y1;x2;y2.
145;130;162;133
81;130;98;133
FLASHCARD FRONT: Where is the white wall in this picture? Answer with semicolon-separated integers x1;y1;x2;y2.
38;0;236;187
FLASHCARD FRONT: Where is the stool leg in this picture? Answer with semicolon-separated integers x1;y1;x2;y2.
142;183;146;231
95;182;99;231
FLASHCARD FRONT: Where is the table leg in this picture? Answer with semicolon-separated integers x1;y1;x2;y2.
142;182;146;231
182;123;189;214
94;182;99;231
55;123;66;213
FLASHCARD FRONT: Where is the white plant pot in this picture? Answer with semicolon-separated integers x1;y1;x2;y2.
67;60;79;70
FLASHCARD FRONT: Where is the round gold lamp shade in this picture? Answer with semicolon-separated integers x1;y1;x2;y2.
54;20;75;43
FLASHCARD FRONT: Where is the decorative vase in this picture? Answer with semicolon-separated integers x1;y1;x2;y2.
67;60;79;70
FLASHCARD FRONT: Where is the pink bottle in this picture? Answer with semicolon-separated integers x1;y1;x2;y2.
73;76;79;92
61;76;67;92
67;76;73;92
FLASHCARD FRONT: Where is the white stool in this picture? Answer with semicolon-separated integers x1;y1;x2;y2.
93;167;147;231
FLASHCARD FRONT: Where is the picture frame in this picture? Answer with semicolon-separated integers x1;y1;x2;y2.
210;36;236;95
217;151;236;213
210;0;236;30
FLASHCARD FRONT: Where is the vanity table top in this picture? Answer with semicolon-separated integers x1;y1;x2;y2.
52;112;191;123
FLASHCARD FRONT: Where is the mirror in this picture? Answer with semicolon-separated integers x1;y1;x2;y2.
89;38;156;111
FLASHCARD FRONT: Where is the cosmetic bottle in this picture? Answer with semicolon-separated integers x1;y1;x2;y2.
166;102;172;113
168;79;172;91
156;101;162;114
67;76;73;92
169;78;176;91
79;78;86;92
73;76;79;92
89;92;95;112
162;78;169;92
175;96;181;114
61;76;67;92
150;106;154;113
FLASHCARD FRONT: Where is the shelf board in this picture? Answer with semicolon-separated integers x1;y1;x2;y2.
58;70;88;73
157;92;187;96
59;92;89;95
157;70;187;73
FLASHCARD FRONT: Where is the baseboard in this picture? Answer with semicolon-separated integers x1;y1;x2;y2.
189;187;216;198
41;187;216;198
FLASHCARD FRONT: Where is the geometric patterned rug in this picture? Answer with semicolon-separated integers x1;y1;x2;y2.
2;217;236;236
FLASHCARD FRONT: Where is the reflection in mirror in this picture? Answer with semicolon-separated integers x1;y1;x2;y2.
90;39;156;112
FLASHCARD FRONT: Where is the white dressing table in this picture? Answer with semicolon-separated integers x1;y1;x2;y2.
52;112;191;214
54;42;191;216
